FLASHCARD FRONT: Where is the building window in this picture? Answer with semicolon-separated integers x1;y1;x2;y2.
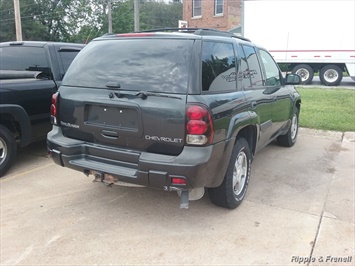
215;0;223;15
193;0;202;17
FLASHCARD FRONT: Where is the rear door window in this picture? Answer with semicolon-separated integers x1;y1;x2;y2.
238;45;252;88
0;46;48;71
201;41;236;92
63;39;193;94
241;45;264;87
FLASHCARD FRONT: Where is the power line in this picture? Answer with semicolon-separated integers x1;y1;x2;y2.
0;2;39;13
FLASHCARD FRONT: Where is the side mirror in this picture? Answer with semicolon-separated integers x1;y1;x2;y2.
285;73;301;85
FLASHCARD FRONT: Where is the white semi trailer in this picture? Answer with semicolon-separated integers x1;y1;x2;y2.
242;0;355;86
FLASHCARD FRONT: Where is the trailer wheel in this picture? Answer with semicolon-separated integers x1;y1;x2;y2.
319;65;343;86
291;64;314;84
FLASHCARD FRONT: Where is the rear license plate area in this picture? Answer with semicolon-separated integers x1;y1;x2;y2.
84;105;139;132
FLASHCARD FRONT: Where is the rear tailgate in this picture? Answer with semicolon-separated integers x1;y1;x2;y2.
58;37;194;155
58;87;187;155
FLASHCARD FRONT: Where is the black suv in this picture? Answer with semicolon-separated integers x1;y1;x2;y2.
47;29;301;209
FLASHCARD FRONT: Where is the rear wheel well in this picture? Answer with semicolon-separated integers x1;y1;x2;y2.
296;100;301;113
235;125;257;158
0;114;21;143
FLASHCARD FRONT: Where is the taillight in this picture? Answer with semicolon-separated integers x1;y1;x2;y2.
171;177;187;185
50;92;58;125
186;104;214;145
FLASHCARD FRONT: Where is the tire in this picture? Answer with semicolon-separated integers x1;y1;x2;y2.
319;65;343;86
291;64;314;85
0;125;17;177
208;137;251;209
277;107;299;147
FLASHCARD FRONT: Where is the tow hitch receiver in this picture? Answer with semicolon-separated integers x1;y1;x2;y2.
85;170;145;188
86;171;117;187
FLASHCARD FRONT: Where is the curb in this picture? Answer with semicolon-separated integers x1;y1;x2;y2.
299;128;355;142
299;127;343;140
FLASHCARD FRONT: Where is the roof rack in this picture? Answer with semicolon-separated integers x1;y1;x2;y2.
141;28;251;42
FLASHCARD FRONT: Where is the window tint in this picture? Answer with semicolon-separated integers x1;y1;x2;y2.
0;46;48;71
238;46;252;88
241;45;264;87
193;0;202;17
201;41;236;92
259;49;281;86
63;39;193;94
58;50;81;72
215;0;223;15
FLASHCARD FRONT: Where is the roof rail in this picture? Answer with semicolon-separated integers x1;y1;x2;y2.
141;28;251;42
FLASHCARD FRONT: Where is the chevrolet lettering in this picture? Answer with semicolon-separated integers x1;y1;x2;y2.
145;135;183;143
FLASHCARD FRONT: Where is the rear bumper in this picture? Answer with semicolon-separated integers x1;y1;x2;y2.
47;126;232;190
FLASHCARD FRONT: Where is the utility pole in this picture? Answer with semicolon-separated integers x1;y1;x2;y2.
13;0;22;41
108;0;112;33
134;0;139;32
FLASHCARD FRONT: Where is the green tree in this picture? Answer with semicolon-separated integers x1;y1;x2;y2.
0;0;106;43
0;0;47;41
140;1;183;30
109;0;183;33
110;0;135;34
0;0;183;43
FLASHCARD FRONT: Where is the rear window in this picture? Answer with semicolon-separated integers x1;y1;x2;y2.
0;46;48;71
63;39;194;94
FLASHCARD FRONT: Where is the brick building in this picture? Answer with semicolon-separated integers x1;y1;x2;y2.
182;0;242;31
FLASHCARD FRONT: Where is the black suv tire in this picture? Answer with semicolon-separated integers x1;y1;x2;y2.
208;137;251;209
277;107;299;147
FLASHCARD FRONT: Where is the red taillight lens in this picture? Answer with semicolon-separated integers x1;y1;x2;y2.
50;104;56;116
50;93;57;116
185;104;214;145
186;106;208;120
186;120;208;134
50;92;58;124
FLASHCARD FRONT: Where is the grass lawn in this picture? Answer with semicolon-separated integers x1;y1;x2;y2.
296;87;355;132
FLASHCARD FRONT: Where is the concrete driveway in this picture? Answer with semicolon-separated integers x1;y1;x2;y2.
1;129;354;265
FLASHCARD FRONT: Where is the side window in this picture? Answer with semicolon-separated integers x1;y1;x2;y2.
193;0;202;17
201;41;236;92
0;46;48;71
259;50;281;86
238;45;252;88
241;45;264;87
215;0;223;15
58;50;81;72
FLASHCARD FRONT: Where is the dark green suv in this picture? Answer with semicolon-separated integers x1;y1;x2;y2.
47;29;301;209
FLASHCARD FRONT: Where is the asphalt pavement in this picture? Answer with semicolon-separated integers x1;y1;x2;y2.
1;128;354;265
